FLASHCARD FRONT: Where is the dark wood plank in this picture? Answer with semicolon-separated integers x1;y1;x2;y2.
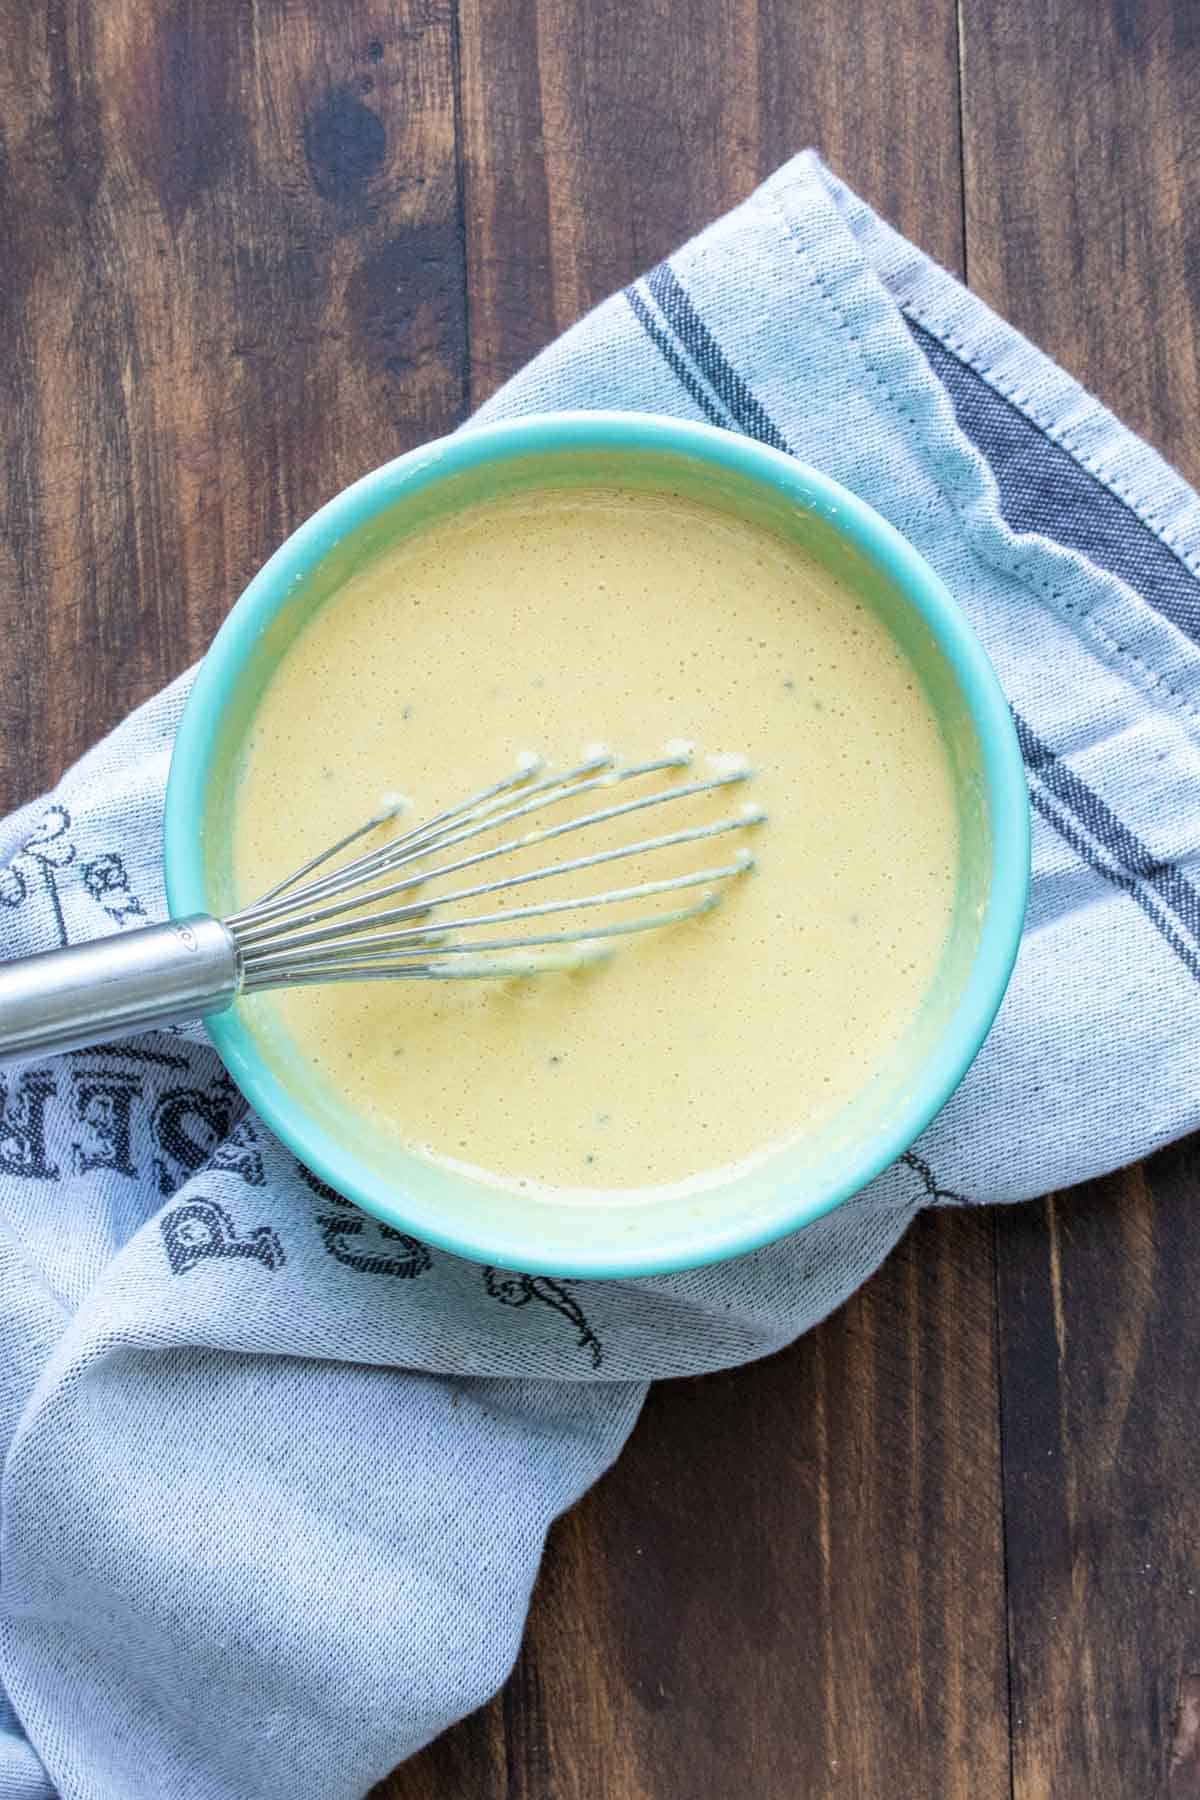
961;4;1200;1795
379;7;1003;1797
457;0;964;408
0;0;467;814
961;0;1200;486
995;1151;1200;1800
384;1213;1009;1800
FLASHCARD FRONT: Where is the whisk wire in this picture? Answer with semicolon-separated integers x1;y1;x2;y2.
241;853;745;973
231;747;697;933
246;762;543;913
239;820;756;963
239;893;723;990
231;748;764;989
233;767;756;948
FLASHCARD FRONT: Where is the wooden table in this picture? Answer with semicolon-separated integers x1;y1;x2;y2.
1;3;1197;1795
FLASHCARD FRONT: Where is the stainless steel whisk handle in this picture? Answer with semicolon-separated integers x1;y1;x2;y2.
0;915;240;1066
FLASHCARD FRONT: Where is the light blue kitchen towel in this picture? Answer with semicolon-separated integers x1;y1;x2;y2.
1;149;1199;1799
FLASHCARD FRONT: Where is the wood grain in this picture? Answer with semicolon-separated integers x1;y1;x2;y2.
960;0;1200;486
961;5;1200;1795
995;1150;1200;1800
456;0;964;406
0;0;468;813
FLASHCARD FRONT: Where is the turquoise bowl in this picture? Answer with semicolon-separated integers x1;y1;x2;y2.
164;411;1029;1278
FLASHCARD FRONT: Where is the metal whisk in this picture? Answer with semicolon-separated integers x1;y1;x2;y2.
0;743;764;1066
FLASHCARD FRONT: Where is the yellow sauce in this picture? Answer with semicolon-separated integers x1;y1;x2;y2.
233;487;958;1195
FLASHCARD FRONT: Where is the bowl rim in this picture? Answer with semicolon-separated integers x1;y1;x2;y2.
164;409;1030;1278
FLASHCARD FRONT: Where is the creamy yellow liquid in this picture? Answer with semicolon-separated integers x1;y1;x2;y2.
233;488;959;1196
